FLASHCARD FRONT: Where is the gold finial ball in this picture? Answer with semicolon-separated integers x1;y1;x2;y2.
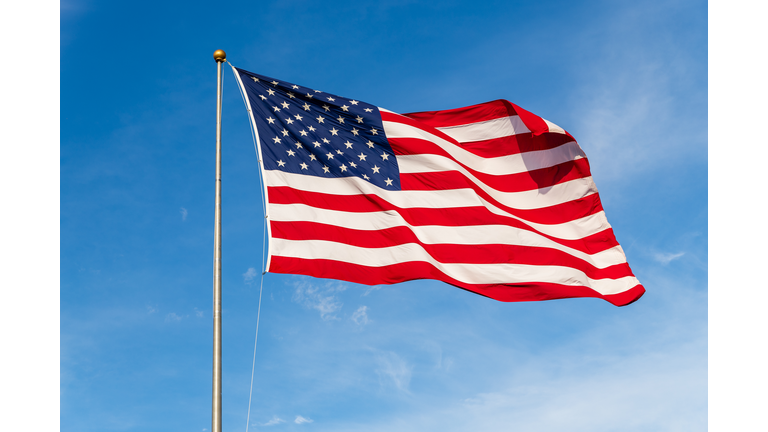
213;49;227;63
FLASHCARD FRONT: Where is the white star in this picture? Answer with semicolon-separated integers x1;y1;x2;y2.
277;159;285;167
372;165;380;174
322;105;331;111
303;103;311;111
309;154;317;161
316;116;325;123
350;100;359;105
294;114;303;121
273;106;281;112
356;116;364;123
295;142;302;148
271;80;279;86
329;127;339;136
385;178;393;186
380;152;389;160
308;126;316;132
287;92;296;99
358;153;367;161
341;105;349;112
350;161;357;168
363;174;370;180
340;164;347;172
287;149;296;156
292;85;299;89
351;128;359;136
366;140;375;148
267;117;276;124
364;108;373;112
259;95;267;101
305;93;314;99
281;128;289;136
337;116;345;124
300;162;308;170
322;165;330;173
281;101;290;109
314;90;322;93
272;136;281;144
313;141;321;147
326;152;334;159
299;130;308;136
327;96;335;101
322;138;330;143
251;77;259;82
344;141;354;149
267;89;276;96
285;118;294;125
336;149;343;155
370;128;378;135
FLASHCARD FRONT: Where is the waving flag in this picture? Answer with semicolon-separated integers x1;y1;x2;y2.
232;66;644;306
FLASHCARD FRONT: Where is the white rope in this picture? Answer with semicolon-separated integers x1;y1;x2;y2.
230;61;270;432
244;271;265;432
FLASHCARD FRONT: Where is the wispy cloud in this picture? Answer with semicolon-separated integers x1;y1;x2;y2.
262;416;285;426
180;207;188;222
351;306;370;325
146;305;157;314
243;267;259;285
292;280;346;320
374;350;412;392
654;251;685;265
194;307;204;318
165;312;182;322
363;286;382;296
294;415;313;424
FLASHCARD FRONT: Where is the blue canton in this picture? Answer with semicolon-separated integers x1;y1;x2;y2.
235;67;401;190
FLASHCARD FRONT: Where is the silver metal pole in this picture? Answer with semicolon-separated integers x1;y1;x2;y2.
212;49;226;432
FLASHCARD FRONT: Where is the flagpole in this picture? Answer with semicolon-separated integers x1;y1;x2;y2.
212;48;226;432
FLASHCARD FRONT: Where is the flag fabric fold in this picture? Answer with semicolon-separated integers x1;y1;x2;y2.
232;65;644;306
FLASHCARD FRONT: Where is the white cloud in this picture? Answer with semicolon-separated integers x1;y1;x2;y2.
180;207;188;221
294;415;313;424
351;306;370;325
243;267;259;285
164;312;182;322
292;280;345;320
194;307;204;318
262;416;285;426
374;350;412;392
653;251;685;265
363;285;382;296
146;305;157;314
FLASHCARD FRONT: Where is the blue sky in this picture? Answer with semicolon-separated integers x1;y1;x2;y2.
55;0;714;430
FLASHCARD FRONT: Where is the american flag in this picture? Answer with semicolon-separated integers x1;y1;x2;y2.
232;66;644;306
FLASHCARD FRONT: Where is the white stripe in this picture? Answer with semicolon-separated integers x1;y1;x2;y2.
397;142;586;176
398;152;594;206
265;170;609;240
400;153;598;209
544;118;566;134
270;203;631;269
382;120;583;176
266;169;595;212
435;115;530;142
271;238;640;296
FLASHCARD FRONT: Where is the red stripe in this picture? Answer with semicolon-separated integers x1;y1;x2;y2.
269;256;645;307
399;158;592;193
447;132;577;158
396;99;522;128
271;220;636;280
389;136;591;192
267;186;619;254
401;171;603;225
